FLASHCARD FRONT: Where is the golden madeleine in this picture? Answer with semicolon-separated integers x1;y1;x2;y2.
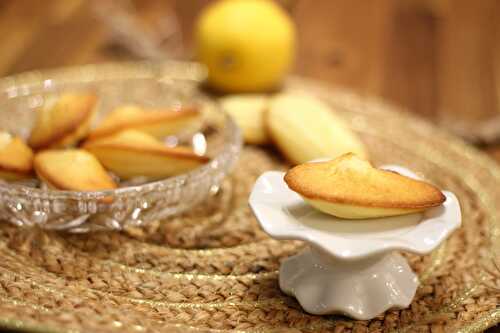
83;130;209;180
28;93;98;150
267;93;367;164
220;94;269;144
88;105;201;140
34;149;117;191
284;153;445;219
0;132;34;181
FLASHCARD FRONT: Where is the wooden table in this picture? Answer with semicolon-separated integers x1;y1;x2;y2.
0;1;498;331
2;0;500;143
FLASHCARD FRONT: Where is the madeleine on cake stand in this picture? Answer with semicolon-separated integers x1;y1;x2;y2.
249;159;461;320
284;153;445;219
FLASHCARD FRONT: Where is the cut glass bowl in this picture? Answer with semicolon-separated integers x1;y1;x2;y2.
0;62;241;232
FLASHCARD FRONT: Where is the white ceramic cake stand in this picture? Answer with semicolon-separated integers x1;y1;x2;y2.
249;165;461;320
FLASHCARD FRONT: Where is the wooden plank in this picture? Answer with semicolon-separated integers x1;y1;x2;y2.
0;0;48;75
1;0;500;148
174;0;211;58
291;0;393;97
380;2;438;119
494;7;500;123
435;0;499;129
6;1;106;74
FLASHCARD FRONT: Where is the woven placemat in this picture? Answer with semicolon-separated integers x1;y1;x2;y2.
0;67;499;332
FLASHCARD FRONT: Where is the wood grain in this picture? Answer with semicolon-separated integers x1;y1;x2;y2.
381;2;438;120
176;0;500;144
0;0;499;152
187;0;500;158
436;0;500;136
1;0;499;121
293;0;393;98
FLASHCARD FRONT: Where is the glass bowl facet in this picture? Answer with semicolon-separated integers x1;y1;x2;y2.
0;62;241;232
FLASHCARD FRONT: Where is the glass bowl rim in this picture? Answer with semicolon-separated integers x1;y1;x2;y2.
0;61;242;200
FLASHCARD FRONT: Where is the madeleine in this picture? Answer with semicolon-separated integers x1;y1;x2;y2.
88;105;201;140
220;94;269;145
0;132;34;181
284;153;445;219
267;93;367;164
29;93;98;150
34;149;116;191
83;130;209;180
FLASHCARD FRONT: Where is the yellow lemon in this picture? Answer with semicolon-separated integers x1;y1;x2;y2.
195;0;296;93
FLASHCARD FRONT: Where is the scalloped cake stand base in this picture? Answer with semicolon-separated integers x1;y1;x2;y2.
279;247;418;320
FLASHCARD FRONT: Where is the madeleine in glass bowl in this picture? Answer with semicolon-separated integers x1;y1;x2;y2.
0;62;241;232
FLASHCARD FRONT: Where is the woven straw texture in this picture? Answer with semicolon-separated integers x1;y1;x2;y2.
0;65;499;333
